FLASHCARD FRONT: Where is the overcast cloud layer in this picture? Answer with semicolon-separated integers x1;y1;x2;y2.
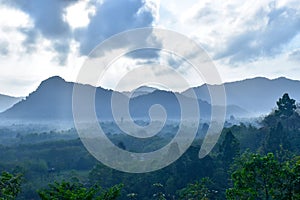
0;0;299;96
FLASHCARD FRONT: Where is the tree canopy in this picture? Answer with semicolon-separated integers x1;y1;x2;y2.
38;180;123;200
0;172;22;200
275;93;297;118
226;153;300;200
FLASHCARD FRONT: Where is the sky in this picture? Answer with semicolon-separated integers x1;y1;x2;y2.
0;0;300;97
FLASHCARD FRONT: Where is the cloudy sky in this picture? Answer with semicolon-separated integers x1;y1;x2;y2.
0;0;300;96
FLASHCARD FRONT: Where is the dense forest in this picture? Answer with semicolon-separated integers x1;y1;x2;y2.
1;93;300;199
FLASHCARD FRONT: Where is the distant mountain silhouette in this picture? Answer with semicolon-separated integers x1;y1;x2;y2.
1;76;74;119
183;77;300;116
0;76;126;120
123;86;159;98
0;76;248;121
0;94;22;112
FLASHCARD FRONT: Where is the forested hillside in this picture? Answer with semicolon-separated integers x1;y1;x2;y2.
1;93;300;199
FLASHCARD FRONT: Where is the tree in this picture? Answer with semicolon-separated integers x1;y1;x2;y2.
177;178;216;200
219;130;240;168
291;159;300;199
152;183;166;200
38;180;123;200
0;171;22;200
226;152;299;200
275;93;296;118
264;122;290;154
263;93;300;129
227;153;280;199
262;93;299;152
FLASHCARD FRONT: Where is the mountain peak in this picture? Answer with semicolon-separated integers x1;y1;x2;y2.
42;76;66;83
133;85;158;92
38;76;69;90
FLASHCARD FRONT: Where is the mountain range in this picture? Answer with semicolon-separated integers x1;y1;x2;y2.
0;76;299;122
183;77;300;116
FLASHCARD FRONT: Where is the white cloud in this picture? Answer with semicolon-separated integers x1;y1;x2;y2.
0;0;158;96
216;52;300;83
75;0;156;55
157;0;300;85
288;48;300;62
65;1;95;29
0;0;300;97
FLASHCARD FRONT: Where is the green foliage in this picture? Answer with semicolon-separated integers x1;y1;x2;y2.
96;184;123;200
275;93;296;118
126;193;138;199
38;180;123;200
219;130;240;168
264;93;300;130
262;93;300;154
87;146;216;199
226;152;300;200
152;183;166;200
291;159;300;199
264;122;290;154
38;181;96;200
222;125;265;151
0;171;22;200
1;94;300;199
178;177;216;200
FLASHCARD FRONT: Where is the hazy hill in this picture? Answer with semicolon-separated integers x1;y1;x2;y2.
0;76;126;120
183;77;300;116
123;86;158;98
0;94;22;112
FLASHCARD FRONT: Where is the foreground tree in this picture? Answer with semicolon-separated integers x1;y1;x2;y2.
177;177;217;200
226;152;300;200
0;171;22;200
38;180;122;200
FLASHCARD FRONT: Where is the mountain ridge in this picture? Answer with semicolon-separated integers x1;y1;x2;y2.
1;76;299;122
183;76;300;116
0;76;248;121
